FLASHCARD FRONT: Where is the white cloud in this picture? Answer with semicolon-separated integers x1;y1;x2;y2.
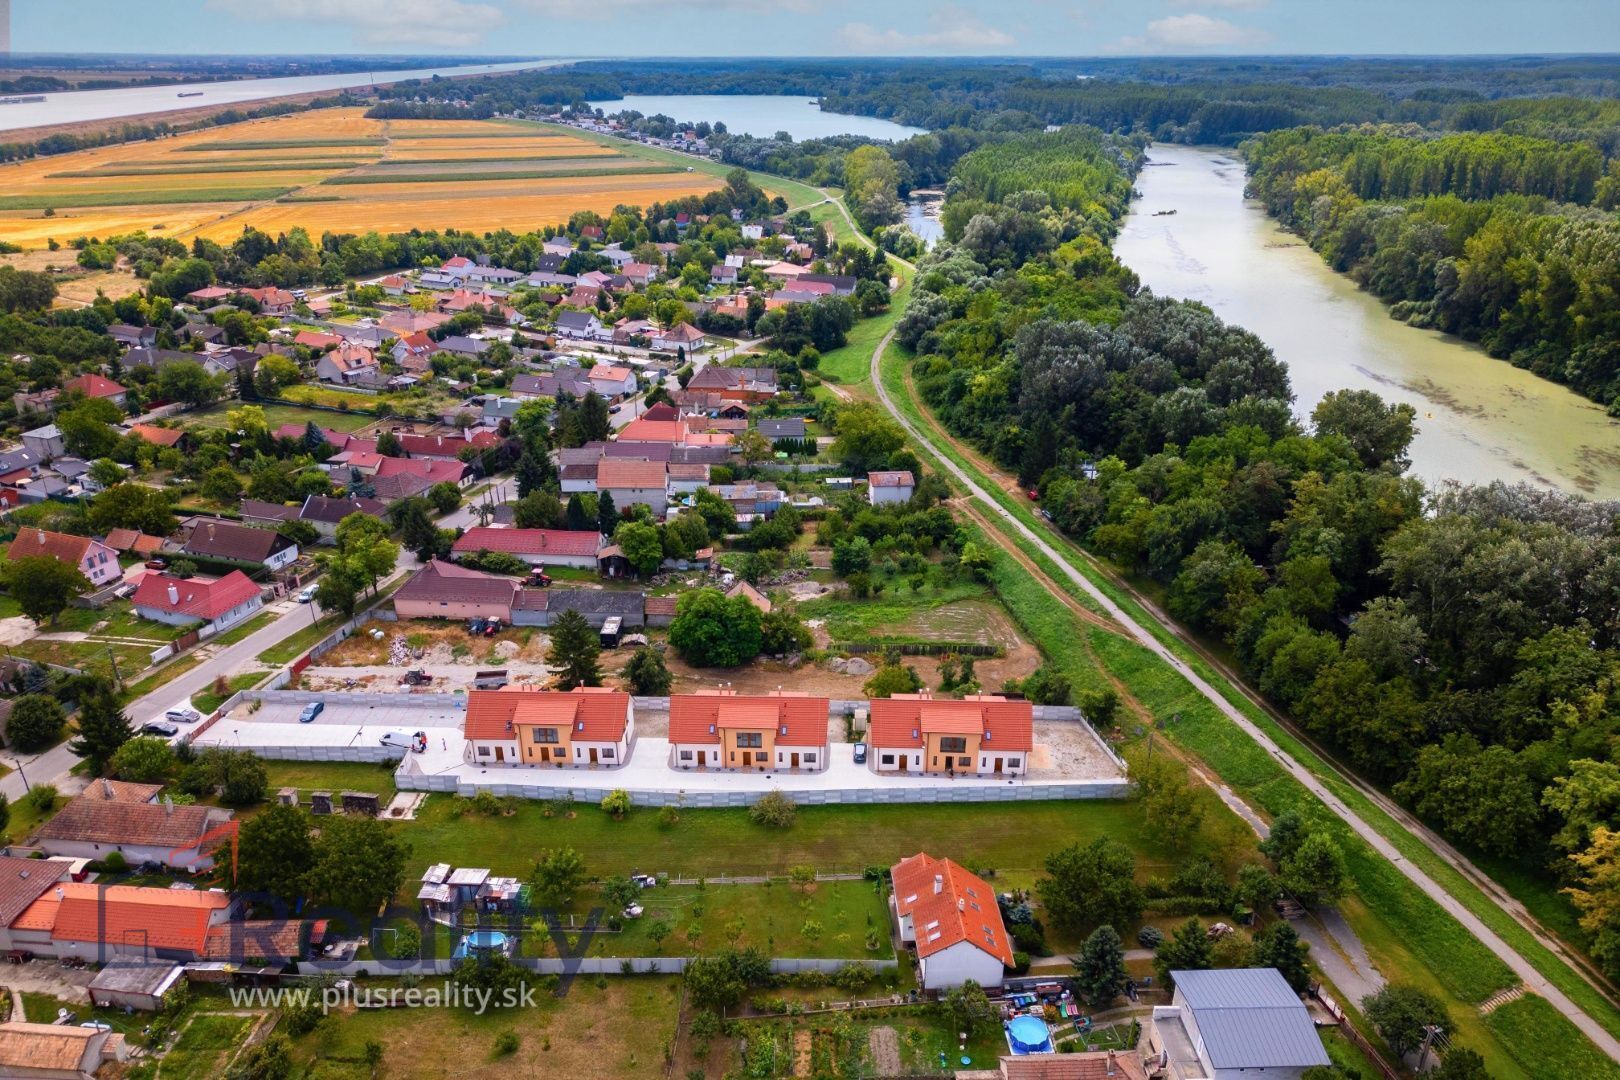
1167;0;1268;9
205;0;505;48
514;0;815;17
1112;13;1267;51
838;7;1016;53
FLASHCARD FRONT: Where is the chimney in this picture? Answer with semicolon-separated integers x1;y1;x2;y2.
164;795;174;816
54;887;64;901
933;874;943;895
1107;1050;1117;1076
957;898;965;912
101;778;112;798
167;583;180;606
36;530;44;545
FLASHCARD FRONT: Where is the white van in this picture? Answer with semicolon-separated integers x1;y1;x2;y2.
379;730;427;753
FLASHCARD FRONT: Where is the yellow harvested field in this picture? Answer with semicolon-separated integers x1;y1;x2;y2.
0;107;722;249
0;204;240;247
187;179;723;242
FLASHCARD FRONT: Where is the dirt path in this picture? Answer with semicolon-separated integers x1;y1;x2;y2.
868;315;1620;1061
867;1026;901;1075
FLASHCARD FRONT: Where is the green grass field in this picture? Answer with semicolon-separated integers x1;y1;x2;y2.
321;165;683;185
0;187;296;210
159;1013;256;1080
185;401;375;433
49;160;369;176
260;758;399;802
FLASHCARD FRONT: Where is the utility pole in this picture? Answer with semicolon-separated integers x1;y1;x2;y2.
106;645;123;690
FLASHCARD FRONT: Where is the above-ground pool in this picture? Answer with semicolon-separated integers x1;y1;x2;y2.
1006;1015;1054;1055
453;930;510;958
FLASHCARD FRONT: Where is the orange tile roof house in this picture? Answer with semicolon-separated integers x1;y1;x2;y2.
130;570;263;631
463;687;634;768
668;691;829;772
451;527;604;569
5;527;122;589
890;852;1014;990
597;456;669;517
127;423;185;448
63;373;129;406
35;788;234;871
0;1019;129;1077
10;882;236;964
867;693;1033;777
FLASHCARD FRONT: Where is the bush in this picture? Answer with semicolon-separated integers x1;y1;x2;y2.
101;851;128;874
7;695;65;753
493;1030;520;1057
1010;951;1032;974
600;789;632;817
748;790;797;828
23;785;57;815
1137;926;1165;949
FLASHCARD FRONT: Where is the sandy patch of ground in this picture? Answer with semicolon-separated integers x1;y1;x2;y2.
319;619;547;666
0;616;37;648
1028;718;1118;779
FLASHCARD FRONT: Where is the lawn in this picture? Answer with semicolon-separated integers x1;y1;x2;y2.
799;580;992;639
159;1012;257;1080
19;993;146;1038
121;652;203;704
725;1010;1006;1077
257;611;346;666
47;601;187;642
7;637;155;684
259;758;399;802
185;401;375;434
289;973;681;1080
405;794;1253;888
190;670;268;714
209;608;277;647
521;880;891;961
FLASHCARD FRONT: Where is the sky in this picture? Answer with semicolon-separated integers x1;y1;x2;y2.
9;0;1620;58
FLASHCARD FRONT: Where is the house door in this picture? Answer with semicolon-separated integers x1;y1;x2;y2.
740;751;752;767
589;748;599;765
494;747;504;763
790;753;799;769
538;747;549;763
993;757;1003;774
696;751;706;767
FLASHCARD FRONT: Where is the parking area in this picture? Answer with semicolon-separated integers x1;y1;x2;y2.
193;697;464;752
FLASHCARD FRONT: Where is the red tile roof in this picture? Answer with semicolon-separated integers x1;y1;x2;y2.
668;692;828;747
396;560;517;608
0;855;70;928
867;694;1033;752
617;418;690;444
36;794;224;850
868;470;915;488
64;373;127;399
203;919;306;961
597;457;667;490
293;330;342;350
464;687;631;742
6;527;100;568
131;571;261;621
891;852;1014;966
397;433;477;458
375;456;468;486
129;423;184;447
17;882;231;955
451;528;601;558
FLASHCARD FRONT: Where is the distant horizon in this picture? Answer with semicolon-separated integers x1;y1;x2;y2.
10;0;1620;60
5;50;1619;63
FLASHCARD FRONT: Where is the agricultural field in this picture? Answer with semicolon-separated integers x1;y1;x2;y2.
0;107;724;249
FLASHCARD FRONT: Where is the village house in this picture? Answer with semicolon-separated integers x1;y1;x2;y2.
867;470;916;505
890;852;1013;991
181;519;299;571
127;423;185;450
63;373;129;408
131;571;264;631
867;693;1033;777
668;691;830;772
10;882;237;965
315;343;379;385
394;560;520;621
463;687;635;768
397;430;496;462
6;527;121;588
687;365;777;402
597;457;669;517
0;1019;130;1077
298;495;390;541
451;527;604;569
20;424;64;460
108;324;156;350
588;363;638;399
510;588;645;630
239;287;296;316
555;310;607;340
34;781;235;872
1146;968;1330;1080
650;322;706;353
392;330;436;370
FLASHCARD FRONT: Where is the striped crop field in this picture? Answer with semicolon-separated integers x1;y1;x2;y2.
0;107;723;249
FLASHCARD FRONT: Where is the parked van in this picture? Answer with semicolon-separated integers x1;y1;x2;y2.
379;730;428;753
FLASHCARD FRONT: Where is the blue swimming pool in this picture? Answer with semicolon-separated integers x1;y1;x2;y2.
1006;1015;1054;1055
453;930;510;958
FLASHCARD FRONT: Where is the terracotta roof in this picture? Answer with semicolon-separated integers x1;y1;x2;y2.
36;792;225;850
129;423;185;447
64;373;126;399
597;457;667;490
183;520;293;564
131;571;260;621
868;470;915;488
867;694;1033;752
0;1022;100;1072
203;919;305;961
0;855;70;928
725;580;772;613
375;456;467;486
644;595;678;616
464;687;631;742
294;330;342;350
656;322;705;343
617;418;690;444
6;527;97;567
396;560;518;607
668;692;828;747
18;882;232;955
81;778;162;804
891;852;1014;966
396;330;433;353
998;1053;1148;1080
397;433;475;458
590;364;634;382
642;402;679;422
452;528;601;558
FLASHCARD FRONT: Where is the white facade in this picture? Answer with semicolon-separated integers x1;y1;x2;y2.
262;543;299;572
34;837;219;872
918;938;1007;991
135;591;263;630
869;482;913;505
588;369;638;398
670;743;722;769
872;748;925;773
601;483;668;517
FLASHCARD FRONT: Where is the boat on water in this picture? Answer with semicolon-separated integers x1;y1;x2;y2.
177;91;205;98
1152;209;1178;216
0;95;46;106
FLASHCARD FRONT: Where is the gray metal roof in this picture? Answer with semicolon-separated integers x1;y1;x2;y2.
1173;968;1330;1070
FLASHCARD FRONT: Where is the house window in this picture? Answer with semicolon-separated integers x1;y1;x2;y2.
804;753;816;763
679;751;692;761
736;732;762;748
531;728;559;744
1007;758;1022;769
477;747;490;757
958;756;972;768
939;737;967;753
881;754;894;766
602;748;615;760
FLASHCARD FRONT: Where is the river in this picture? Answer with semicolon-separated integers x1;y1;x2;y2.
0;60;569;133
586;94;926;142
1114;143;1620;500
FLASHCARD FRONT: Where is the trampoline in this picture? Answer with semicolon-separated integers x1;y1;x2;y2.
1005;1015;1054;1055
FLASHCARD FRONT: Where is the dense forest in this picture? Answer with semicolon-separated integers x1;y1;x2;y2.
900;126;1620;978
1246;126;1620;407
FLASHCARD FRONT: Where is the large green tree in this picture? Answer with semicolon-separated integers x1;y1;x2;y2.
1036;837;1142;933
668;588;763;667
305;814;407;915
1074;925;1127;1008
68;685;133;773
4;556;90;627
546;609;602;690
236;803;316;903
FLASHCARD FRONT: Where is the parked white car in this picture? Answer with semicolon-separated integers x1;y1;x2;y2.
165;706;202;725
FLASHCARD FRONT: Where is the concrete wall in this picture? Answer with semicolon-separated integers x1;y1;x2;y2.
307;955;895;978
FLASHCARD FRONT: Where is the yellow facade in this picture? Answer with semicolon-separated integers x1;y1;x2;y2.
924;732;982;774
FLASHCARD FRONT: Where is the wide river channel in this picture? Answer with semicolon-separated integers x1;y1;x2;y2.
1115;143;1620;499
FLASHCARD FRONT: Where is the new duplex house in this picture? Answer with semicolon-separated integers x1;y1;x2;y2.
1146;968;1330;1080
181;519;298;571
6;527;121;589
451;527;604;570
463;687;634;768
890;852;1014;990
668;691;830;772
867;693;1033;777
130;571;264;631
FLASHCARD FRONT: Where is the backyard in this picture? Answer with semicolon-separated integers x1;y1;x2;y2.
184;401;377;434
